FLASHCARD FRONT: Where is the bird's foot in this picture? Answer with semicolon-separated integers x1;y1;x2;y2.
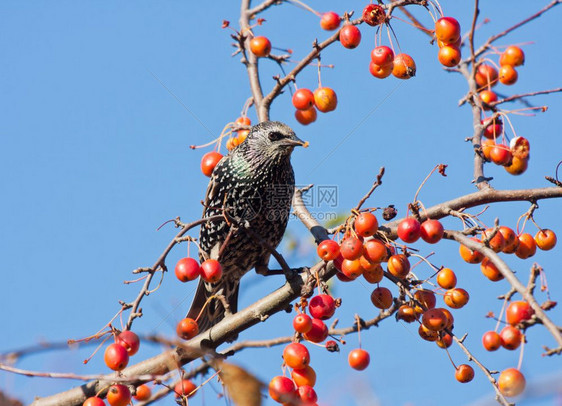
255;265;301;280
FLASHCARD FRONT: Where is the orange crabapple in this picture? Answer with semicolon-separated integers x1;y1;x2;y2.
104;343;129;371
436;333;453;349
295;106;317;125
480;257;504;282
505;156;528;175
200;259;222;283
293;313;313;334
498;368;526;397
499;226;519;253
434;17;461;45
303;318;328;343
291;365;317;387
107;385;131;406
482;330;502;351
339;24;361;49
316;239;340;261
369;62;394;79
397;304;418;323
176;317;199;340
133;384;152;401
320;11;340;31
418;324;439;342
413;289;436;314
308;294;336;320
348;348;370;371
341;258;363;279
444;288;470;309
392;53;416;79
420;219;444;244
359;254;379;272
362;4;385;26
249;36;271;57
481;139;495;160
235;116;251;126
387;254;410;278
268;376;297;404
174;379;197;398
340;236;364;260
298;385;318;403
237;129;249;143
499;64;518;85
283;342;310;369
116;330;140;356
490;144;512;166
482;118;502;139
200;151;223;177
354;212;379;237
437;267;457;289
499;46;525;67
459;237;484;263
481;227;506;252
479;90;498;109
455;364;475;383
292;88;315;111
438;45;461;67
500;326;522;350
397;217;421;243
313;87;338;113
422;308;448;332
506;301;534;326
441;308;455;329
83;397;105;406
515;233;537;259
535;229;557;250
371;46;394;67
371;287;393;309
510;136;530;160
175;257;201;282
475;64;499;88
363;262;384;283
363;239;388;262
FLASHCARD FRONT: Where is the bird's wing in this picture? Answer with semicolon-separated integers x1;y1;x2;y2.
199;157;229;261
202;155;228;215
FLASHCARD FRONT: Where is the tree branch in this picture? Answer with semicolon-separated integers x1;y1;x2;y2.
30;259;336;406
444;230;562;350
470;0;562;60
490;87;562;106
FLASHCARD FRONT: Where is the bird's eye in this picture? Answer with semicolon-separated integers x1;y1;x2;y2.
268;131;285;141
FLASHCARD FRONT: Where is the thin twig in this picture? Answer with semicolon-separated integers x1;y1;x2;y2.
354;167;385;212
491;88;562;106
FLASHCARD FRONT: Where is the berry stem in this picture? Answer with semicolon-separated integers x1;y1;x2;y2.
286;0;322;17
517;334;525;371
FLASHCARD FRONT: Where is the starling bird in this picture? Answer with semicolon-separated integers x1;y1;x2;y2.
187;121;307;332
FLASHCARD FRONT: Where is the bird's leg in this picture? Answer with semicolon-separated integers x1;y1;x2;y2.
215;294;233;317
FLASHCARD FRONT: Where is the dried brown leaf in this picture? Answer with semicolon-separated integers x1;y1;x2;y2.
212;360;264;406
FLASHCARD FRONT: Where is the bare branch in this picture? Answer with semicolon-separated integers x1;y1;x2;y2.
247;0;281;17
470;0;562;60
30;259;337;406
491;87;562;106
354;167;385;212
125;215;224;329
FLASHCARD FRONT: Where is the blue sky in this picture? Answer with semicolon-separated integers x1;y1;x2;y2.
1;1;561;405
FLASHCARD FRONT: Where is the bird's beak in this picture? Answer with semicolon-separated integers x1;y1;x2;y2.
283;136;309;148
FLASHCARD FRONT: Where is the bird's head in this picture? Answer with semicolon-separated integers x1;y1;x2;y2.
241;121;308;161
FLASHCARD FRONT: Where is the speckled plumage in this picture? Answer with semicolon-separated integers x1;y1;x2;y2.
187;121;305;332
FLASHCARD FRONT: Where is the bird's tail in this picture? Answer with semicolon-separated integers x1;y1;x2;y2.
186;278;240;333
